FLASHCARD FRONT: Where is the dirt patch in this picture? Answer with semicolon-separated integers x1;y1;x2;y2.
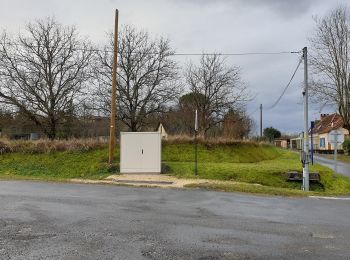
71;174;238;189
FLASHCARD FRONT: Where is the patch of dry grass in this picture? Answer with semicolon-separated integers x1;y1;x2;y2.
0;138;108;154
165;134;267;146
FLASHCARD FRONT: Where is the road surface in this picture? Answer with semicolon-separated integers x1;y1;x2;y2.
0;181;350;259
313;155;350;178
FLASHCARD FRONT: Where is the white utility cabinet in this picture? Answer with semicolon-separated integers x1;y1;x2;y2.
120;132;161;173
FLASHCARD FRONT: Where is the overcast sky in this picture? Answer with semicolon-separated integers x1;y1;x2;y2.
0;0;347;134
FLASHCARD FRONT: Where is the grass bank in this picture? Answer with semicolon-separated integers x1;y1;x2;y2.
1;139;350;196
0;148;119;181
163;143;350;195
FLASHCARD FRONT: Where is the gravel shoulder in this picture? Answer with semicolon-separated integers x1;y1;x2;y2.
71;173;264;189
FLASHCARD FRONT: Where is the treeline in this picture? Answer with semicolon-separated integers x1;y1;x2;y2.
2;4;350;140
0;18;251;139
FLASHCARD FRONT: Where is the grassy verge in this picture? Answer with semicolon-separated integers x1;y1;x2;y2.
184;179;350;197
164;147;350;195
0;148;119;181
184;182;309;196
162;142;280;163
1;140;350;196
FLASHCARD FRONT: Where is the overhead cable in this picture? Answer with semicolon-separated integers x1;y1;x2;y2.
265;57;303;110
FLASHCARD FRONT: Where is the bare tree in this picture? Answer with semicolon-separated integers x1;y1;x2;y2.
222;108;253;139
186;54;249;137
309;5;350;130
0;17;93;139
93;25;180;132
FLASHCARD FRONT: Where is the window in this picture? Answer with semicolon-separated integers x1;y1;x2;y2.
320;138;325;148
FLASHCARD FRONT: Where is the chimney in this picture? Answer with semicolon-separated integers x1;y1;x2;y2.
320;114;329;120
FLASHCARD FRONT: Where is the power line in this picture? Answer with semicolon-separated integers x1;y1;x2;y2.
0;41;302;56
247;106;260;117
244;57;302;117
171;51;302;56
265;57;303;110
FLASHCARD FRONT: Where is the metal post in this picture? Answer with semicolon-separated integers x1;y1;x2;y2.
302;47;310;191
310;121;314;165
195;131;198;175
334;133;338;175
260;104;263;137
194;109;198;175
108;9;119;165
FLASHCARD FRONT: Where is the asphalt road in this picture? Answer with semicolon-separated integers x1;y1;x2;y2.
0;181;350;260
313;155;350;178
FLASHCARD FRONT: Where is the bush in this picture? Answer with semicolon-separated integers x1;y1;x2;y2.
0;140;12;154
343;139;350;155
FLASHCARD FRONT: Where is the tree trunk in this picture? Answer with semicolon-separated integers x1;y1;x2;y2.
48;119;57;140
130;121;138;132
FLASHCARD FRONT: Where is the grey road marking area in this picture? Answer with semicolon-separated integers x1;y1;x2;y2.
0;181;349;259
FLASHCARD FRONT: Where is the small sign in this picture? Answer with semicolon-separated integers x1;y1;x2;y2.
329;129;343;144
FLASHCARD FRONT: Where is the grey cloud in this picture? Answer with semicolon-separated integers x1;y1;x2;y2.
171;0;321;17
243;0;319;16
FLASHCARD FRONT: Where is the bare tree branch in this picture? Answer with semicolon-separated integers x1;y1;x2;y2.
309;5;350;130
185;54;250;137
92;25;180;131
0;17;93;139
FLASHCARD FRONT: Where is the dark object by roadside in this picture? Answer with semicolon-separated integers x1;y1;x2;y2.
161;163;171;174
285;171;320;182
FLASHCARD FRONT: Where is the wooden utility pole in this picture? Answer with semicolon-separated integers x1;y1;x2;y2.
108;9;119;165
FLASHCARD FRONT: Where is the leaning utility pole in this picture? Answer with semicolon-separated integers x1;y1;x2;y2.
108;9;119;165
260;104;263;137
302;47;310;191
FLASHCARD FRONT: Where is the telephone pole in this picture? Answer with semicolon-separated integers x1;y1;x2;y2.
108;9;119;165
302;47;310;191
260;104;263;137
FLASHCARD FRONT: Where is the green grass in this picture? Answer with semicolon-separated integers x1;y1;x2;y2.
184;182;309;197
1;141;350;196
162;142;280;163
163;143;350;195
0;148;119;181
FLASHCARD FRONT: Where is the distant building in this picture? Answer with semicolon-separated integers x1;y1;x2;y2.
290;136;303;150
274;137;290;149
311;113;349;151
290;113;349;152
156;123;168;140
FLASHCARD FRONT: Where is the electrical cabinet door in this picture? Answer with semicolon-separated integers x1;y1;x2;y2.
120;132;142;173
141;133;161;173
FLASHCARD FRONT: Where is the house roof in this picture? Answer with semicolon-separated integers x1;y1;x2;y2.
312;113;343;134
